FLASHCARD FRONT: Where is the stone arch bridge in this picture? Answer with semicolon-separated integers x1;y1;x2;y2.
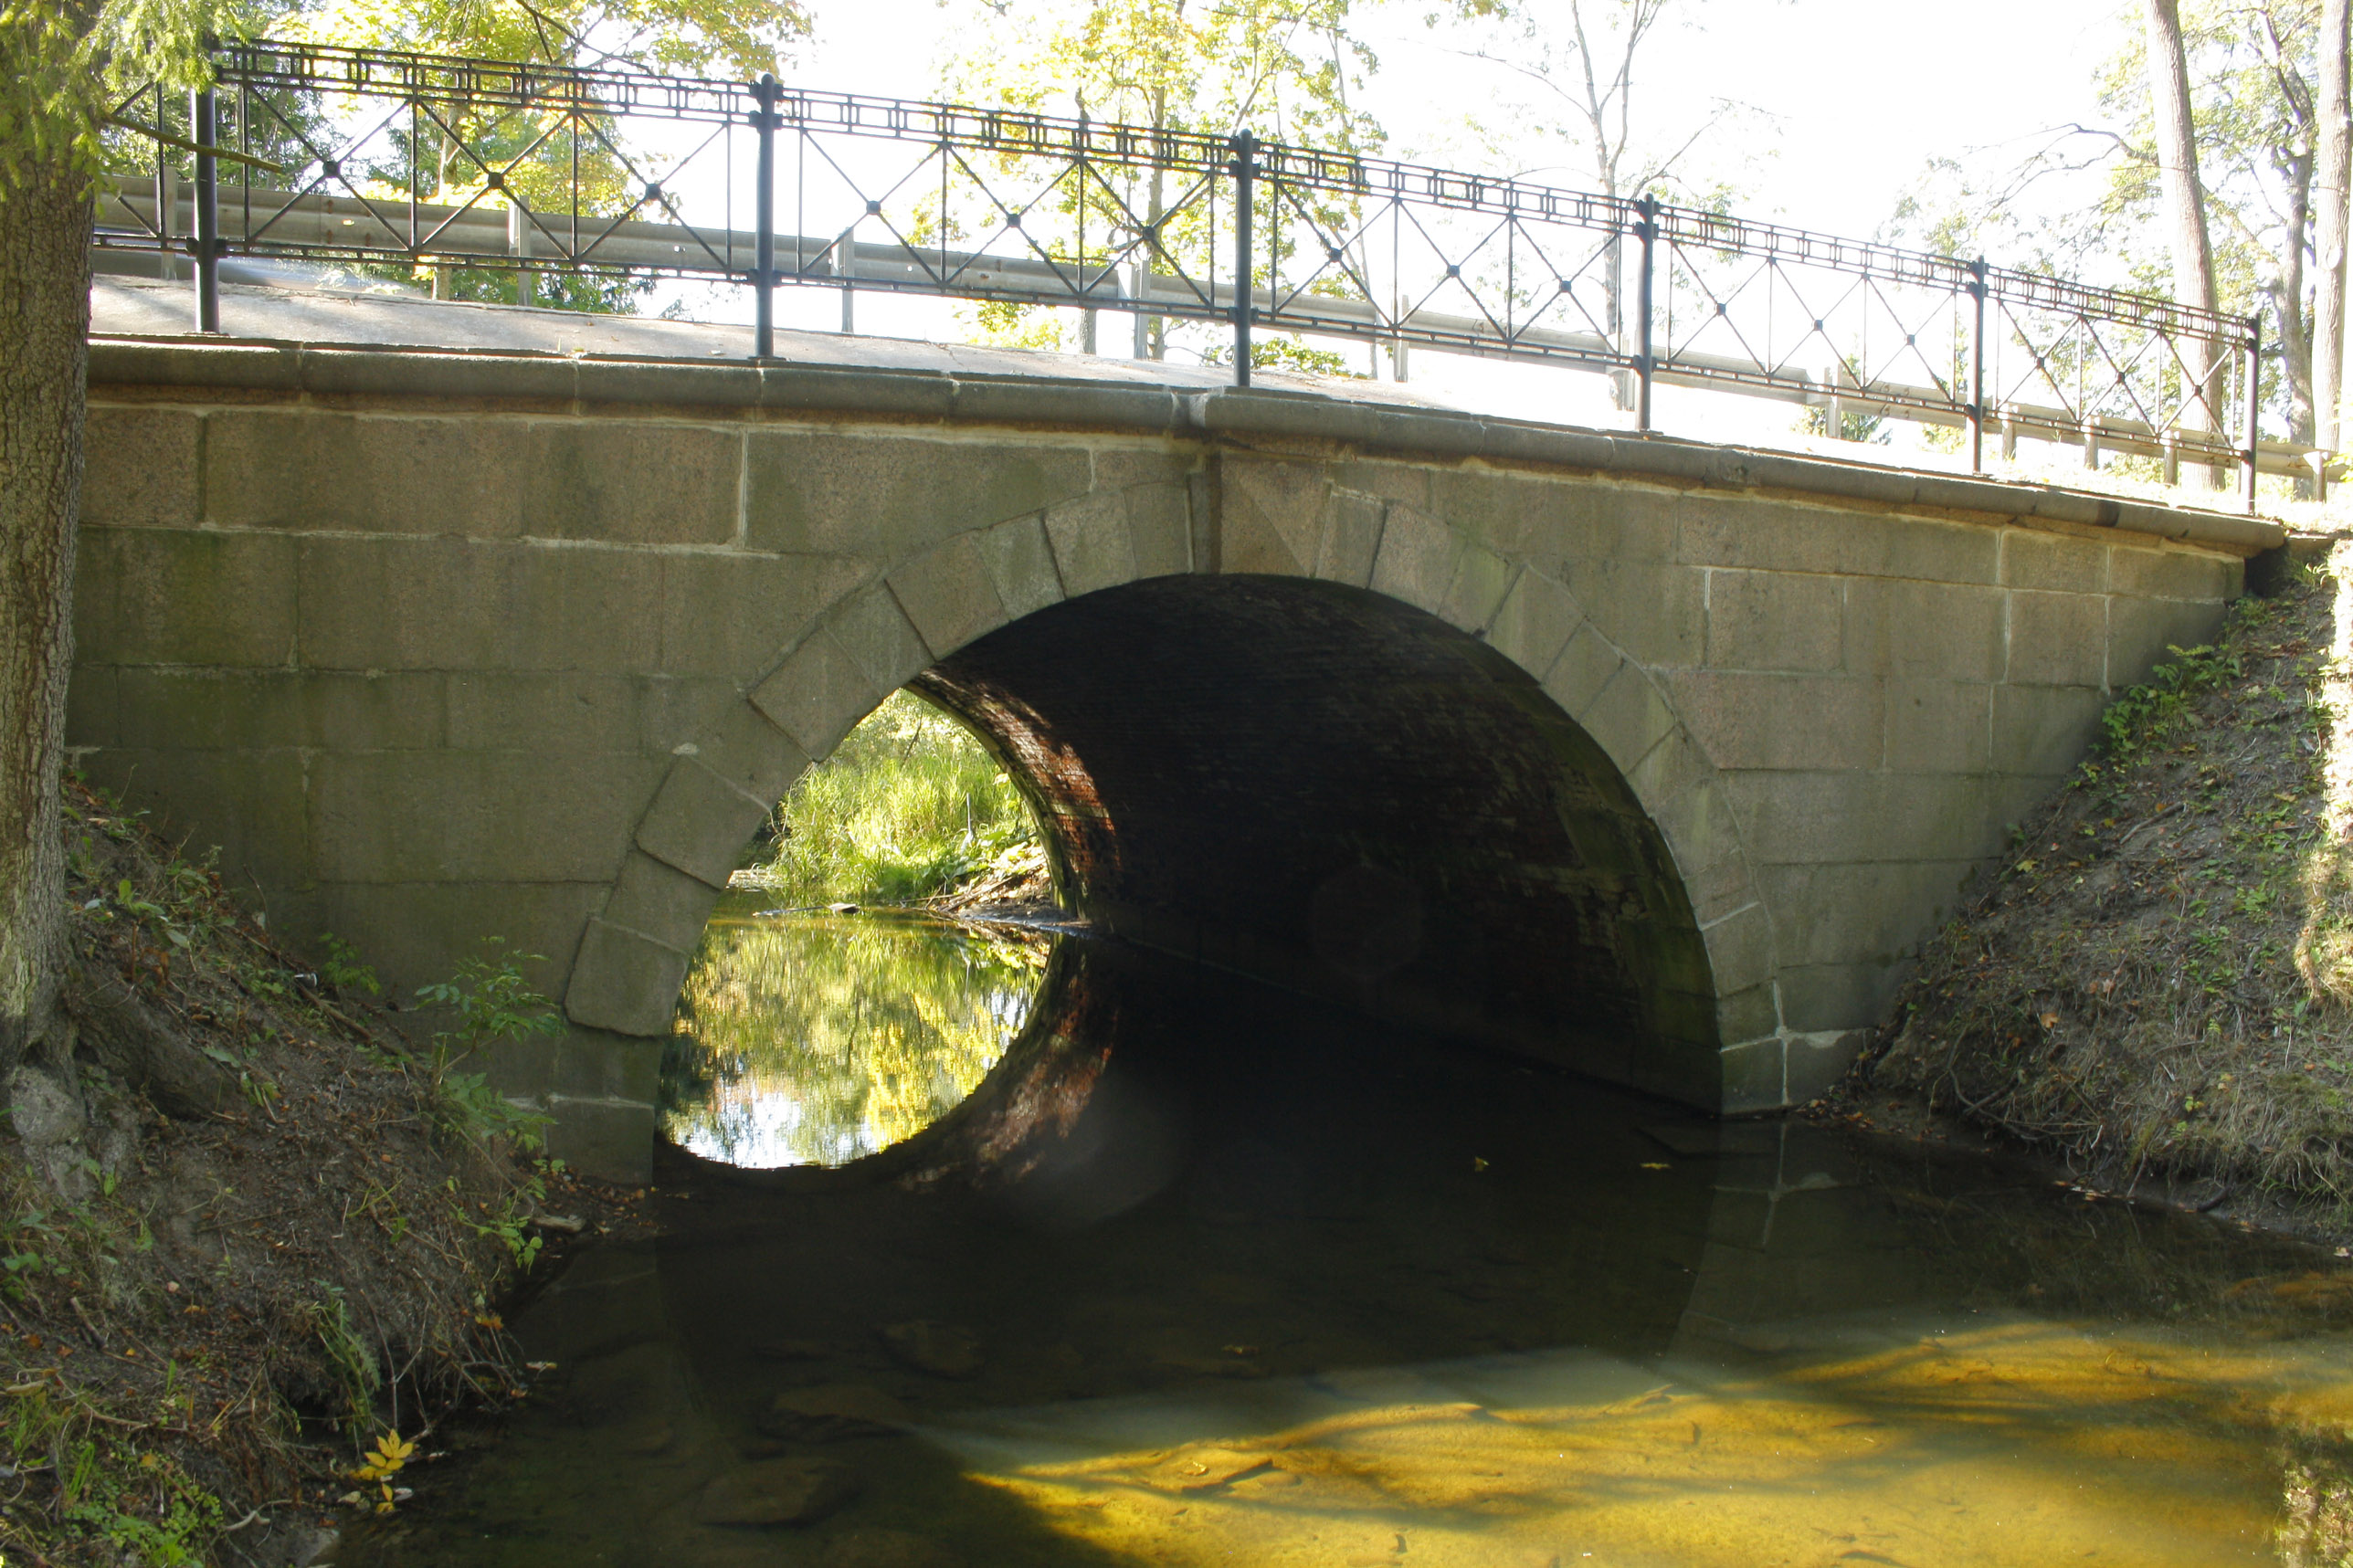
71;324;2280;1179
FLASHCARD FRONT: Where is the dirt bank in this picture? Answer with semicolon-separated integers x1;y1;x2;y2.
0;780;645;1566
1859;543;2353;1227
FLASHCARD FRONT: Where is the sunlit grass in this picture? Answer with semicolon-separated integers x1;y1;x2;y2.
746;689;1041;907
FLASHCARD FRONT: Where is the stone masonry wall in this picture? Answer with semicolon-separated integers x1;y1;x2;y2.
69;342;2269;1177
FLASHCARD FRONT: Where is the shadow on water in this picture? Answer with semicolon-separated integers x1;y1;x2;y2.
346;922;2353;1567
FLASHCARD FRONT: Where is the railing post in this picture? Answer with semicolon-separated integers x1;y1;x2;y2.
2244;323;2262;512
1635;194;1657;433
752;74;777;361
1968;257;1988;472
192;85;220;332
153;85;174;268
1230;131;1257;389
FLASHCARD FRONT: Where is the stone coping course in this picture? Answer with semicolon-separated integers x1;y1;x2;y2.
89;331;2288;559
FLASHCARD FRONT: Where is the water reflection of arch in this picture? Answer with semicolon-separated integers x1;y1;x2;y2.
651;944;1725;1426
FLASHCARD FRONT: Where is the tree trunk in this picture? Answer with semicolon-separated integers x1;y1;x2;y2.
2276;137;2316;447
0;166;92;1079
2144;0;2224;481
2317;0;2350;453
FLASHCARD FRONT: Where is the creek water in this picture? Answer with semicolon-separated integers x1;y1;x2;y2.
344;911;2353;1567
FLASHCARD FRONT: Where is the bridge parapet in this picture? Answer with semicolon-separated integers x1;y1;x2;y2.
72;332;2280;1178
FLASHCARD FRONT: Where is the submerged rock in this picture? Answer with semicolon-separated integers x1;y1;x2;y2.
750;1337;832;1362
876;1320;984;1380
757;1383;912;1442
696;1457;861;1526
822;1527;966;1568
1131;1444;1272;1491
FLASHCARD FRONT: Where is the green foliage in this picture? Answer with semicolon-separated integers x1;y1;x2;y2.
1203;334;1366;377
319;931;383;996
0;0;254;195
936;0;1377;363
412;942;561;1153
942;0;1375;150
2095;637;2244;764
1797;403;1892;445
305;1285;382;1432
44;1422;224;1567
1889;1;2324;442
752;690;1041;906
1;1206;75;1299
290;0;807;81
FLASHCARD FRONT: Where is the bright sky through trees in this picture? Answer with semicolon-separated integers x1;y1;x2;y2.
630;0;2126;455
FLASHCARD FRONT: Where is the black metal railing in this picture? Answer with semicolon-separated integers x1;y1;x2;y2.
97;39;2284;509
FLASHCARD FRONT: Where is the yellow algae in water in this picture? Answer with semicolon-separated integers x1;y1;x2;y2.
985;1323;2353;1566
662;910;1048;1167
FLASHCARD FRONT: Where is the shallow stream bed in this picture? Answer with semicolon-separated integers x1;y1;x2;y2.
344;914;2353;1566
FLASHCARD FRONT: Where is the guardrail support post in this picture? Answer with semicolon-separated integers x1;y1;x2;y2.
1968;257;1988;471
192;86;219;332
509;202;533;304
2243;328;2262;512
153;85;175;268
1230;131;1257;388
752;74;777;360
1635;194;1658;434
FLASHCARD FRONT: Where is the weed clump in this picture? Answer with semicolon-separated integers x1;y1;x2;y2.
0;779;553;1564
1869;550;2353;1216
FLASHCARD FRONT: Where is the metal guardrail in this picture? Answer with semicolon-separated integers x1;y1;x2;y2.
99;39;2292;510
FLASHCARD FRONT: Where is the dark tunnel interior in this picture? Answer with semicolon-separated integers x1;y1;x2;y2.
909;574;1723;1107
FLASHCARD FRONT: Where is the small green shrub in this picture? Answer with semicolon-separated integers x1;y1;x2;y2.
2096;638;2242;763
320;932;383;996
413;943;561;1153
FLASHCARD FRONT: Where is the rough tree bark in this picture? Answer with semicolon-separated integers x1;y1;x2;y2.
2143;0;2225;482
0;162;93;1080
2316;0;2350;454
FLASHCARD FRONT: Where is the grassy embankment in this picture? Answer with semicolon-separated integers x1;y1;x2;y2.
741;689;1048;910
1864;544;2353;1219
0;780;580;1566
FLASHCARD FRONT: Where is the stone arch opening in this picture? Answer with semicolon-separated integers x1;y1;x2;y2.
852;573;1721;1107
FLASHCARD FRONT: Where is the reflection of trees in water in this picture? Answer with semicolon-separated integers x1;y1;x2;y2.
660;911;1050;1168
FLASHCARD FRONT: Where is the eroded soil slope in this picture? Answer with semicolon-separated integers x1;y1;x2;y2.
1;780;551;1566
1869;549;2353;1217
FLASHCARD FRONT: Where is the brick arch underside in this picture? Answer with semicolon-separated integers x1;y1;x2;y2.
911;574;1724;1103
